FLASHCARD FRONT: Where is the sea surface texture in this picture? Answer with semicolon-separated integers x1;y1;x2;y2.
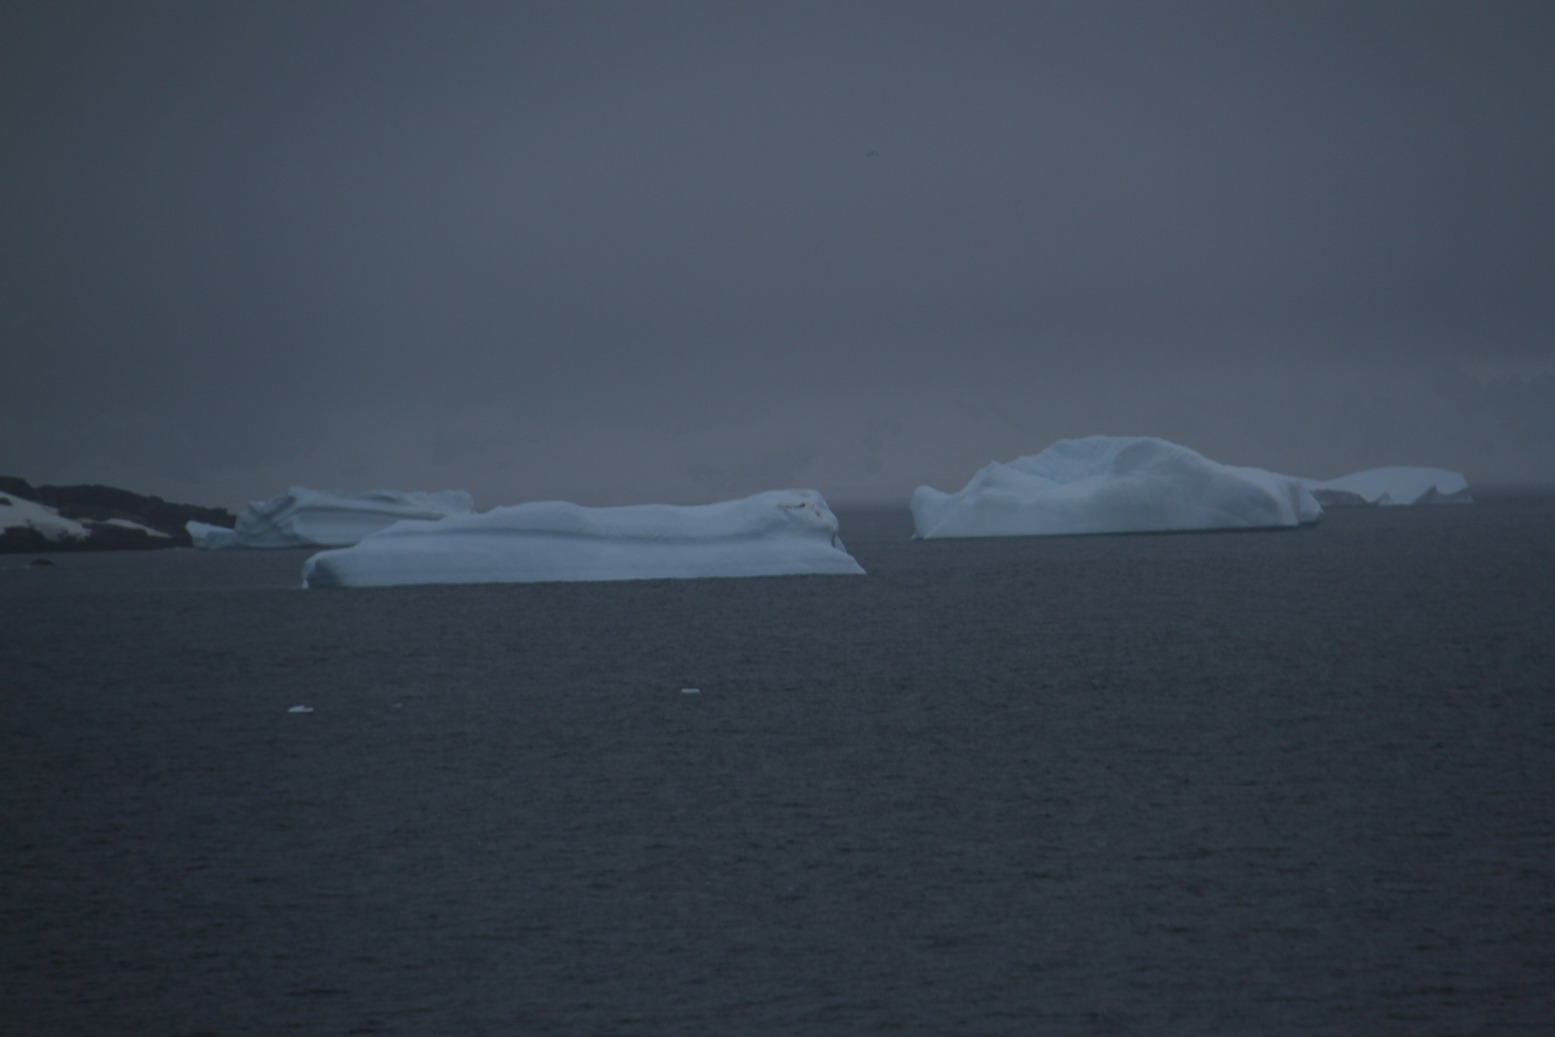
3;498;1553;1035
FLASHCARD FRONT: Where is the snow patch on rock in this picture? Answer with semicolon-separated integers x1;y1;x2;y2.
1298;467;1471;506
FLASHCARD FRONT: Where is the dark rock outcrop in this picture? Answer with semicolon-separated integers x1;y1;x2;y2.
0;477;237;552
0;519;58;554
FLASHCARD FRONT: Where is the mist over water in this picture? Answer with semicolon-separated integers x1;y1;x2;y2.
3;498;1553;1034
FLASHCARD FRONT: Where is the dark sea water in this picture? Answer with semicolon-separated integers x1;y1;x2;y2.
3;498;1553;1036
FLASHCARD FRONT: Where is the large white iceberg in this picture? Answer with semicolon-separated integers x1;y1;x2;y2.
188;487;475;549
1297;467;1471;506
911;436;1322;539
301;489;865;588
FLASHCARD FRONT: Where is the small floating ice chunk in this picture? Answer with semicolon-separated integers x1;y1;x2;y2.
681;688;701;694
287;705;315;713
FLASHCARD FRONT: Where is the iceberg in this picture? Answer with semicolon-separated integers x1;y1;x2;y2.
188;487;475;549
1297;467;1471;506
301;489;865;588
911;436;1322;539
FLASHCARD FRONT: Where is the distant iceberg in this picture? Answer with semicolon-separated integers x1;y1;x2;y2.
911;436;1322;539
1297;467;1471;506
188;487;475;549
301;489;865;588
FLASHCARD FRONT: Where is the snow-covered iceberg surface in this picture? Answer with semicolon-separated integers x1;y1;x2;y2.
188;487;475;549
301;490;865;588
911;436;1323;539
1298;467;1471;507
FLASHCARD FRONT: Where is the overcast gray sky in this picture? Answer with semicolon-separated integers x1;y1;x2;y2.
5;0;1553;509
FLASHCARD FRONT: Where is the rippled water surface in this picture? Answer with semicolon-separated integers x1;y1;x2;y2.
3;499;1553;1035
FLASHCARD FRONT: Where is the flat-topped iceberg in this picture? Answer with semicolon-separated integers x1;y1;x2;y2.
188;487;475;549
301;489;865;588
1297;467;1471;506
911;436;1322;539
